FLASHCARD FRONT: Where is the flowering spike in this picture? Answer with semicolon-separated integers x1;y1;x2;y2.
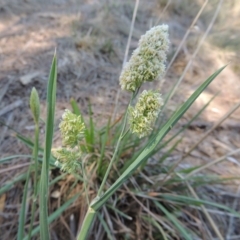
120;25;169;92
59;109;85;147
53;148;82;174
29;87;40;124
128;90;163;138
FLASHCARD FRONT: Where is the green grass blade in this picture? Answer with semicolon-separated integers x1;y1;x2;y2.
27;124;40;239
17;166;31;240
16;134;56;166
86;102;95;152
98;212;114;240
160;194;240;217
39;54;57;240
158;138;182;165
106;204;132;220
91;66;226;210
70;98;82;117
121;90;218;173
0;155;33;164
16;134;36;149
77;207;97;240
0;173;26;195
23;193;80;240
97;118;111;176
49;172;68;186
154;201;192;240
141;215;168;240
71;98;96;153
153;91;219;154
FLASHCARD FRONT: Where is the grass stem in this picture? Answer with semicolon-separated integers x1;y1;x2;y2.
27;124;39;239
97;94;133;197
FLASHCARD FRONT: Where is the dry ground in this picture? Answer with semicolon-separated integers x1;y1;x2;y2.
0;0;240;239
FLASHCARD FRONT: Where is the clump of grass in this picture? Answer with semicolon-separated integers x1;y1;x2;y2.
1;6;240;240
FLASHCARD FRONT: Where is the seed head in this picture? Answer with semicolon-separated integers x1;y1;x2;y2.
128;90;163;138
53;148;82;174
59;110;85;147
29;87;40;124
120;25;169;92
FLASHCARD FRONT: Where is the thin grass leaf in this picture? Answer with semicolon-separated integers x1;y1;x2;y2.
98;118;111;175
16;133;56;167
141;137;182;172
142;216;168;240
23;193;80;240
70;98;83;120
97;213;114;240
153;91;219;154
121;92;217;174
49;172;68;186
71;98;96;153
159;194;240;218
85;102;95;152
182;177;224;240
70;97;89;151
39;54;57;240
138;190;240;218
91;66;226;211
27;118;40;239
158;138;182;164
106;204;132;220
0;173;26;195
16;134;36;149
154;201;192;240
17;166;31;240
0;155;33;164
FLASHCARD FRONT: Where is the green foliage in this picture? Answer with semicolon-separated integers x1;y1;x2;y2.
2;24;238;240
39;54;57;240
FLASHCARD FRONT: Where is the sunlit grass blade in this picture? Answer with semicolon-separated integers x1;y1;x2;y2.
154;201;192;240
91;65;226;211
23;193;80;240
39;53;57;240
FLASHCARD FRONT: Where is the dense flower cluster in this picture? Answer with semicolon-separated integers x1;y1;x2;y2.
54;148;82;174
53;110;85;174
59;109;85;148
128;90;163;138
120;25;169;92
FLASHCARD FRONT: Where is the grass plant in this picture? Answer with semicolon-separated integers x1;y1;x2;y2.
1;2;240;240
